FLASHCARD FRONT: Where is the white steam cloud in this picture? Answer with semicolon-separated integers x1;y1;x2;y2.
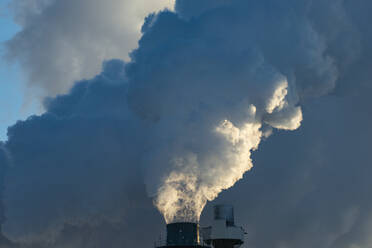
151;74;302;223
2;0;372;247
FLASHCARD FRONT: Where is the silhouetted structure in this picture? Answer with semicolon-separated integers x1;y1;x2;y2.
156;222;210;248
155;205;245;248
202;205;245;248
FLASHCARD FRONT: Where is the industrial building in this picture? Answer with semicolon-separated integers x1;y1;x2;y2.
155;205;245;248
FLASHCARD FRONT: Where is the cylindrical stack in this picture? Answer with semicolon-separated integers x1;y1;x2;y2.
155;222;209;248
166;222;199;246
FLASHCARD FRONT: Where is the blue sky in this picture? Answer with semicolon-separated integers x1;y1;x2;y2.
0;1;40;141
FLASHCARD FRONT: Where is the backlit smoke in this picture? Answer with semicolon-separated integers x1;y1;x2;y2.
141;0;338;224
152;76;302;223
129;2;318;222
2;0;372;246
5;0;174;96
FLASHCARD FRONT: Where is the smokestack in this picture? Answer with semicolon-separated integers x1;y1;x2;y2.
155;205;244;248
156;222;210;248
166;222;199;246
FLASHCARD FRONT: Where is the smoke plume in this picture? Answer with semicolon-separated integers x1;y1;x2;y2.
129;0;332;223
5;0;174;97
1;0;372;247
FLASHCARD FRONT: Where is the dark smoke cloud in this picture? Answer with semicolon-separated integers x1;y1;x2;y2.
1;60;164;247
0;144;8;240
1;0;372;247
0;144;15;248
211;93;372;248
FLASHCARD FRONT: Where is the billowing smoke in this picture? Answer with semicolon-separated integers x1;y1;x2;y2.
0;144;8;229
1;0;372;247
5;0;174;97
127;0;334;222
140;53;303;222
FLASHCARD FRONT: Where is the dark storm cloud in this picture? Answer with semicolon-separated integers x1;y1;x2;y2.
1;0;372;247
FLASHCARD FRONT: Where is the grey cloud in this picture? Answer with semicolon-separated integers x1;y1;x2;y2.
5;0;174;97
211;93;372;248
0;61;166;248
2;60;155;246
1;0;372;247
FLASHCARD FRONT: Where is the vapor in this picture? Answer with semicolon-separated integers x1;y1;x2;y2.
5;0;174;97
1;0;372;247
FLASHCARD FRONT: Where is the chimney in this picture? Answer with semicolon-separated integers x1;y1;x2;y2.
155;205;244;248
166;222;199;246
156;222;210;248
